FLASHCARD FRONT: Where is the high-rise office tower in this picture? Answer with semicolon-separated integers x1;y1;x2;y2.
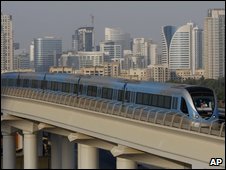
99;41;122;62
1;13;13;72
204;8;225;79
34;37;62;72
192;26;203;71
105;27;131;51
161;26;177;65
72;27;94;51
29;41;34;68
169;22;194;70
162;22;203;74
132;38;157;67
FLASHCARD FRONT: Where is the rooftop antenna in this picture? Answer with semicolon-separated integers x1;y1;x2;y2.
90;14;95;50
90;14;94;26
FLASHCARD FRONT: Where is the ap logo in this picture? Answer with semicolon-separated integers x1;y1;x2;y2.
209;158;223;166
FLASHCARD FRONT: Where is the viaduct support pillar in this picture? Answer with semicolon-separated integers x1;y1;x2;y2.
116;157;137;169
37;131;43;157
78;144;99;169
2;133;16;169
50;134;62;169
23;131;38;169
61;136;75;169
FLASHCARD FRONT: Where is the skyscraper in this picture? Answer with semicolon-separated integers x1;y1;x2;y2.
204;8;225;79
161;26;177;65
132;38;158;67
105;27;131;51
34;37;62;72
169;22;194;70
162;23;203;74
1;13;13;72
72;27;94;51
99;41;122;62
192;26;203;71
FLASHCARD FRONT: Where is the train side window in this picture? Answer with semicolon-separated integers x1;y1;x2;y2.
23;79;29;87
148;94;153;106
41;80;47;90
125;91;130;102
158;95;164;107
8;79;15;86
62;83;70;93
87;85;97;97
118;90;130;102
31;80;39;88
118;90;123;101
136;92;143;104
57;82;62;91
2;78;7;86
152;95;158;106
172;97;178;109
102;87;113;99
180;97;188;115
79;84;83;94
51;81;58;91
73;84;78;94
17;78;21;87
164;96;172;109
143;93;150;105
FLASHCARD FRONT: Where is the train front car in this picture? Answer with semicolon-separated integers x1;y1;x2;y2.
184;86;218;127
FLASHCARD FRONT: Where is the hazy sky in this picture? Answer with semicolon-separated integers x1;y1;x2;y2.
1;1;225;51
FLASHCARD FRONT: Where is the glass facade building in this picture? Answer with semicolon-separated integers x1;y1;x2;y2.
161;26;177;65
72;27;94;51
34;37;62;72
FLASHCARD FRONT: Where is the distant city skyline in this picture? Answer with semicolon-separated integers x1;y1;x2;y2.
1;1;225;51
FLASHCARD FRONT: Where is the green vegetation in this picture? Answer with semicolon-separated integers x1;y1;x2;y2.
168;77;225;101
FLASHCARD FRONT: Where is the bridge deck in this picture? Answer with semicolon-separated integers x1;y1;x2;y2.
1;87;225;169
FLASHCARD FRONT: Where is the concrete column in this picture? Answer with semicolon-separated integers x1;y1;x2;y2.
116;157;137;169
50;133;62;169
61;136;75;169
2;133;16;169
78;144;99;169
23;131;38;169
37;131;43;157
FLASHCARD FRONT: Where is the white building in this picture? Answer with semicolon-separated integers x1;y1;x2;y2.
147;65;170;82
130;38;158;68
204;8;225;79
29;41;34;68
162;23;203;75
99;41;122;61
78;51;105;69
13;49;30;70
1;13;13;72
105;27;131;51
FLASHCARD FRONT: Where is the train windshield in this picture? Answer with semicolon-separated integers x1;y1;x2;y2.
186;87;215;119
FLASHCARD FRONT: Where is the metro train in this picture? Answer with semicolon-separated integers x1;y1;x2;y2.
1;72;219;125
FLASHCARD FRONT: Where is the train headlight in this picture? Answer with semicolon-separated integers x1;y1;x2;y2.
195;115;199;119
213;115;215;118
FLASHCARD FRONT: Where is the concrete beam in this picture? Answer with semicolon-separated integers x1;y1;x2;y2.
111;145;143;157
68;132;94;141
38;122;55;130
2;115;39;133
68;132;116;151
